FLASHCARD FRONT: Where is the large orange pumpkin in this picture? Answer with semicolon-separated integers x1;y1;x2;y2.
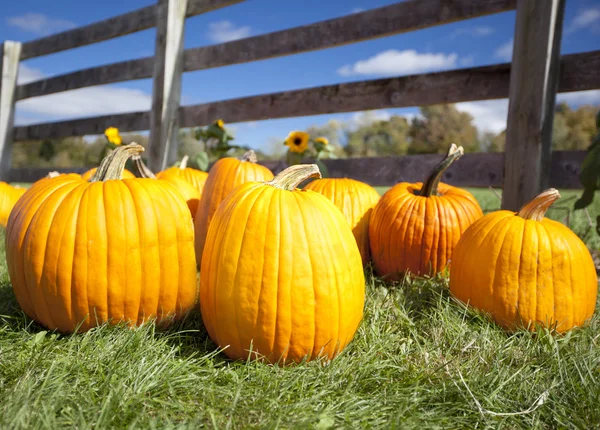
449;189;598;333
200;164;365;363
369;144;483;280
5;144;197;333
304;178;380;265
0;182;26;227
194;150;274;266
156;155;209;198
81;166;136;181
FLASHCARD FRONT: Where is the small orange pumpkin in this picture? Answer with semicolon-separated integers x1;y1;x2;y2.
369;144;483;280
0;182;26;227
449;189;598;333
200;164;365;363
194;150;274;266
81;166;136;181
5;144;197;333
304;178;380;265
156;155;209;198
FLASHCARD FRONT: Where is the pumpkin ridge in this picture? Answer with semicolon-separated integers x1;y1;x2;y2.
488;217;517;320
399;195;422;277
511;217;526;327
379;192;413;278
266;188;282;356
535;221;554;327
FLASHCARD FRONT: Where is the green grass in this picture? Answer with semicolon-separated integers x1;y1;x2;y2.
1;189;599;429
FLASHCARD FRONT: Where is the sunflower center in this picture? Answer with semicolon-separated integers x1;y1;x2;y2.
293;138;302;145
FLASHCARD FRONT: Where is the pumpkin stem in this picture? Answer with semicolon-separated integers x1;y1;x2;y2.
517;188;561;221
132;154;156;179
47;171;60;178
240;150;257;163
420;143;464;197
267;164;321;191
91;143;144;182
180;155;189;169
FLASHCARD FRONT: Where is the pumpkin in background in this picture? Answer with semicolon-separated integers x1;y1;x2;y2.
194;150;274;266
304;178;380;265
81;166;136;181
5;144;197;333
156;155;209;198
369;144;483;280
449;189;598;333
0;182;26;227
200;164;365;364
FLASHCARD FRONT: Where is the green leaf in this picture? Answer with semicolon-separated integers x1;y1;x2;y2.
193;152;210;171
575;116;600;211
286;151;304;166
32;331;47;345
315;159;329;178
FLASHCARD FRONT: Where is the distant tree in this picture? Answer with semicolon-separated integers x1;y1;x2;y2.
344;115;410;157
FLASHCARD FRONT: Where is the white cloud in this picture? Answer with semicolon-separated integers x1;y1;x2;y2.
14;67;152;126
451;26;494;38
351;8;365;14
338;49;459;77
7;13;76;36
495;39;513;61
556;89;600;106
459;55;475;67
566;7;600;33
207;20;251;43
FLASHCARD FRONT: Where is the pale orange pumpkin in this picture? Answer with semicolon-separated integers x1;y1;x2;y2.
304;178;380;264
81;166;136;181
0;182;26;227
5;144;197;333
194;150;274;266
156;155;209;198
200;164;365;363
449;189;598;333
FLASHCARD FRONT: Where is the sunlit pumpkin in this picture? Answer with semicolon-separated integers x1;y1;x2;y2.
156;155;209;198
369;144;483;280
304;178;380;265
5;144;197;333
0;182;26;227
194;150;274;266
200;164;365;363
81;166;136;181
449;189;598;333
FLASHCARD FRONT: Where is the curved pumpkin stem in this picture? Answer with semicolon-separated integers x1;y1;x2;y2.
420;143;464;197
179;155;189;169
240;150;257;163
517;188;560;221
132;154;156;179
47;171;60;178
91;143;144;182
268;164;321;191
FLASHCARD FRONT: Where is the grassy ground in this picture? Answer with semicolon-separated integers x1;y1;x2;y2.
1;189;599;429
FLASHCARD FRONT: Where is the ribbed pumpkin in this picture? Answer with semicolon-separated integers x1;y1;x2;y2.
369;144;483;280
156;155;209;197
194;150;274;266
5;144;197;333
81;166;136;181
304;178;380;265
0;182;26;227
200;164;365;363
449;189;598;333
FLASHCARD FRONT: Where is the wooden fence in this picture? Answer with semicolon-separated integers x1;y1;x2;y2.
1;0;599;209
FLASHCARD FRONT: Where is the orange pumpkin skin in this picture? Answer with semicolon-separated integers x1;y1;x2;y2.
304;178;380;265
160;176;201;219
200;165;365;364
156;160;208;198
194;151;274;266
81;167;136;181
449;190;598;333
0;182;26;227
5;146;197;333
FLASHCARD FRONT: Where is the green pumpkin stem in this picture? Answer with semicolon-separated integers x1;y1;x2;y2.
517;188;560;221
132;154;156;179
91;143;144;182
179;155;189;169
240;150;257;163
420;143;464;197
268;164;321;191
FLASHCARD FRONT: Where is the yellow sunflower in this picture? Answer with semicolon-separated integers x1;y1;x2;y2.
285;131;310;153
314;137;329;146
104;127;122;146
214;119;225;129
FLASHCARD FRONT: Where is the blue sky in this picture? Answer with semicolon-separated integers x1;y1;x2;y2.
2;0;599;153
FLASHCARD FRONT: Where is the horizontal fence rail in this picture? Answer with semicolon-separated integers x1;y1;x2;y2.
16;0;517;101
13;49;600;141
7;151;586;188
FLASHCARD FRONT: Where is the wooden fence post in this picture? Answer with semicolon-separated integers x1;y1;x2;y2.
148;0;187;172
501;0;565;211
0;41;21;181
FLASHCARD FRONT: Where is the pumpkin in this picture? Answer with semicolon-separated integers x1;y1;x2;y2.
5;144;197;333
156;155;209;198
81;166;136;181
449;189;598;333
0;182;26;227
304;178;380;265
200;164;365;363
194;150;274;266
369;144;483;280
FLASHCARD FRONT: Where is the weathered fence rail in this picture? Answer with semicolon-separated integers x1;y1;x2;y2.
1;0;598;210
